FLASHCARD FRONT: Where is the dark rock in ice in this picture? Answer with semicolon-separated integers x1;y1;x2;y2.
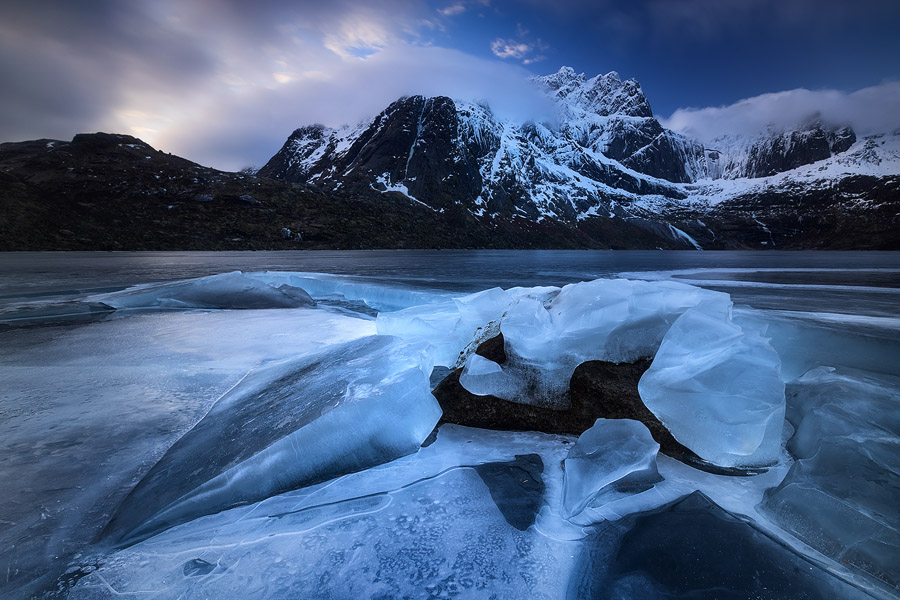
474;331;508;364
183;558;217;577
436;335;763;476
570;491;872;599
474;453;544;531
436;338;672;447
568;359;684;457
435;337;653;435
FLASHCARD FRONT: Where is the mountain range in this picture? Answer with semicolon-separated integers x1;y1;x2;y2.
2;67;898;250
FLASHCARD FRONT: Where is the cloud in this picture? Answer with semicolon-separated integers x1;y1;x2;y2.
661;82;900;142
0;0;555;170
491;38;532;60
438;4;466;16
155;43;554;171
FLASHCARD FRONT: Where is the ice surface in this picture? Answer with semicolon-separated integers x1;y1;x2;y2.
377;287;511;366
561;419;661;519
67;426;863;600
639;299;785;467
93;271;315;310
0;307;375;599
572;491;873;600
69;426;580;600
734;308;900;381
101;334;441;547
5;266;900;599
461;279;723;406
762;367;900;589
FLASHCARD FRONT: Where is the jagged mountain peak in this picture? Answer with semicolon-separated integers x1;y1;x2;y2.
533;66;653;119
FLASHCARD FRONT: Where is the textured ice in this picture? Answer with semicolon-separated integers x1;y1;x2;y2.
762;367;900;589
69;426;579;600
67;426;863;600
561;419;661;519
93;271;315;310
101;335;441;547
377;287;511;366
639;300;785;467
461;278;723;405
0;307;375;599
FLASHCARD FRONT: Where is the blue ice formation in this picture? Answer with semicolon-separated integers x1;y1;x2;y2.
561;418;661;519
102;335;441;546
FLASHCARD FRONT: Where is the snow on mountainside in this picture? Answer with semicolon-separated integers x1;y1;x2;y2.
258;67;900;249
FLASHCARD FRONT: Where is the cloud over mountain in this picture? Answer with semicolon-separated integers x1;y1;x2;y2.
662;82;900;142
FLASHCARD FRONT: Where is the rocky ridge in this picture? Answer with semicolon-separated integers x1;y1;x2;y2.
259;67;900;249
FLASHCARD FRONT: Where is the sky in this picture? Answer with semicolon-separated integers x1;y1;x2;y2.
1;0;899;170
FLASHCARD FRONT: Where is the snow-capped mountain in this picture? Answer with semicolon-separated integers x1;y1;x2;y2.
259;67;899;249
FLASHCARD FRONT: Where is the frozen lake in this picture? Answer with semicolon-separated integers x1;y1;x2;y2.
1;251;898;599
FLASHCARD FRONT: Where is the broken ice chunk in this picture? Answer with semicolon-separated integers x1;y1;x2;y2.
377;287;511;367
638;300;785;467
101;335;441;547
459;353;524;399
93;271;315;310
561;418;661;519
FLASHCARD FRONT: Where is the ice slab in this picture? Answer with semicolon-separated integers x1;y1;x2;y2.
562;419;661;519
69;426;578;600
734;308;900;381
762;367;900;590
101;335;441;547
92;271;315;310
461;279;724;406
639;300;785;467
250;271;453;313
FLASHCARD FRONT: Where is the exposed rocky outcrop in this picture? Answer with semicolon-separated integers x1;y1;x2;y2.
738;123;858;178
433;335;691;459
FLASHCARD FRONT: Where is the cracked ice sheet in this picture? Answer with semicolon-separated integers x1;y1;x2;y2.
0;308;374;600
68;425;795;600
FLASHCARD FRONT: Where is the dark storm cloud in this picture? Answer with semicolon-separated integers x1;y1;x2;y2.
0;0;216;140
